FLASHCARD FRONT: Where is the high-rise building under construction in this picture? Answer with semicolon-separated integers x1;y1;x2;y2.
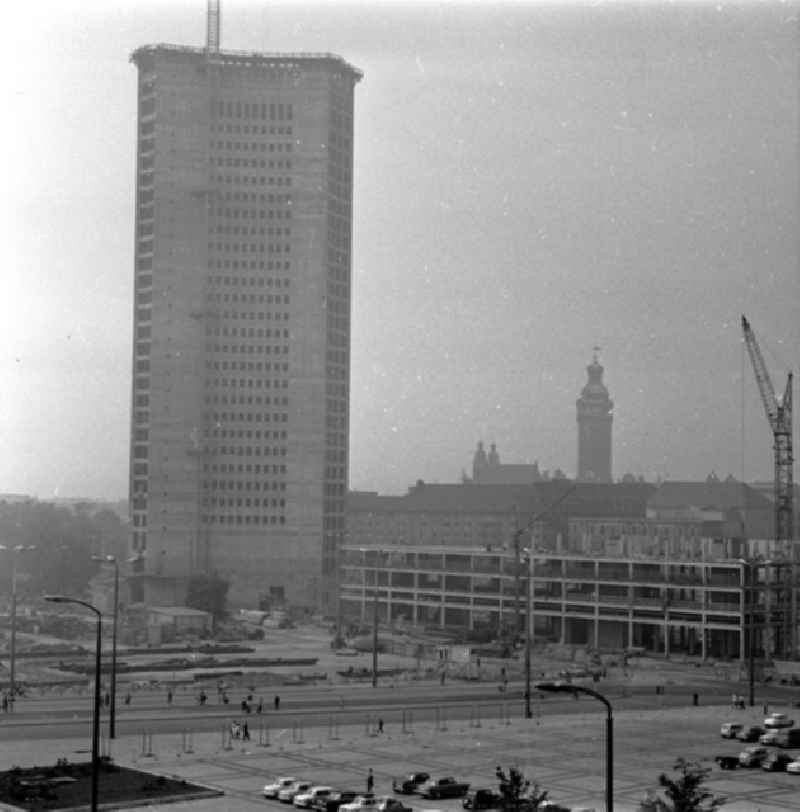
128;43;361;611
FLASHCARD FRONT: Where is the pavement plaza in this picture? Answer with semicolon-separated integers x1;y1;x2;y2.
1;703;799;811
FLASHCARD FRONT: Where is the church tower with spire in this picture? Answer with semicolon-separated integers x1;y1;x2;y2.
576;348;613;482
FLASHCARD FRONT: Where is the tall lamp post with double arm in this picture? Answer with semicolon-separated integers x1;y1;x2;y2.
538;681;614;812
45;596;102;812
0;544;37;709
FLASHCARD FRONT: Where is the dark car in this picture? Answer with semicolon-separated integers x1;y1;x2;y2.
463;790;503;810
762;752;793;772
737;725;765;742
319;792;360;812
715;756;739;770
419;778;470;800
392;774;430;795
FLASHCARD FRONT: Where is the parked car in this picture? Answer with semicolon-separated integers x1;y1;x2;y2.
737;725;765;742
463;789;503;810
764;712;794;729
320;792;360;812
759;729;785;746
393;774;430;795
419;778;470;800
265;777;299;799
340;796;380;812
377;798;412;812
720;722;743;739
786;758;800;774
295;787;334;809
280;782;314;803
739;745;769;767
762;752;793;772
715;756;739;770
781;729;800;748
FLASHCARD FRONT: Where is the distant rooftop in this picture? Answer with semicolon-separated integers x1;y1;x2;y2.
130;43;362;80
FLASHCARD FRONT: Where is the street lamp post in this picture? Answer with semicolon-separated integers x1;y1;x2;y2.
538;682;613;812
738;558;773;708
523;549;533;719
45;596;102;812
92;555;120;738
372;579;379;688
0;544;37;710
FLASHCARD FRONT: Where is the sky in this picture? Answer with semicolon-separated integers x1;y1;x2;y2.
2;0;799;500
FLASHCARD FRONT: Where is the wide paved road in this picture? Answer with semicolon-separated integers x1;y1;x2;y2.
1;679;796;740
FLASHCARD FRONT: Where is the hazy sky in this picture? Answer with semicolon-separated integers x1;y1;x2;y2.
3;0;799;499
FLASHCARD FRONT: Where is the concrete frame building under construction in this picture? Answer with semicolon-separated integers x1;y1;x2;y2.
128;43;361;611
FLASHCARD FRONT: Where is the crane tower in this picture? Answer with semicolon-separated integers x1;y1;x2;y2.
741;314;795;658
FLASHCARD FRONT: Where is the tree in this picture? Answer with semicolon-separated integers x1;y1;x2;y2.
642;758;725;812
185;574;229;621
495;766;549;812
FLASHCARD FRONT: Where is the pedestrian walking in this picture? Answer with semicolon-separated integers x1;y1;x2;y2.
222;692;229;705
1;694;8;712
256;698;263;714
377;718;384;734
366;768;374;793
274;695;280;710
243;721;250;741
124;692;132;705
167;689;173;705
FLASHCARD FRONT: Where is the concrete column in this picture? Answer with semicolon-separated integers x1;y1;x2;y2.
701;626;707;660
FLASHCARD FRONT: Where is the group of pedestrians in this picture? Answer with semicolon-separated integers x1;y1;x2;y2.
230;719;250;740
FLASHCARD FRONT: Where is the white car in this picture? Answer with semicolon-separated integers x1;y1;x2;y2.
759;729;786;746
720;722;743;738
340;795;379;812
764;712;794;729
786;759;800;774
265;777;299;799
279;782;314;803
295;787;334;809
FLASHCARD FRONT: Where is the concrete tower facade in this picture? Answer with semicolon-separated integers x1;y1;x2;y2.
576;350;613;482
128;45;361;611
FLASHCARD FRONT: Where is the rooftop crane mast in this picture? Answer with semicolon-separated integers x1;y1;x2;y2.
741;315;795;658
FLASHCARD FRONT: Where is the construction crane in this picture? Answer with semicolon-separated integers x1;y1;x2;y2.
207;0;221;52
741;314;795;658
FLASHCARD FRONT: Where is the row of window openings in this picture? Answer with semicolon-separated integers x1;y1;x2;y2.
132;513;288;527
204;463;288;475
205;497;286;508
205;480;286;491
205;345;289;357
213;208;291;220
209;242;291;254
203;377;291;390
212;175;292;187
212;100;294;121
212;141;293;153
209;411;288;421
210;125;293;136
210;275;291;288
210;326;289;338
211;227;291;239
210;158;292;170
209;260;292;271
207;293;290;305
133;443;288;459
204;514;286;525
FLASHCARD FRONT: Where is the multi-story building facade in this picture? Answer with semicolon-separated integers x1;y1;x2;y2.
576;350;613;482
129;44;361;610
339;535;790;663
342;479;788;662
